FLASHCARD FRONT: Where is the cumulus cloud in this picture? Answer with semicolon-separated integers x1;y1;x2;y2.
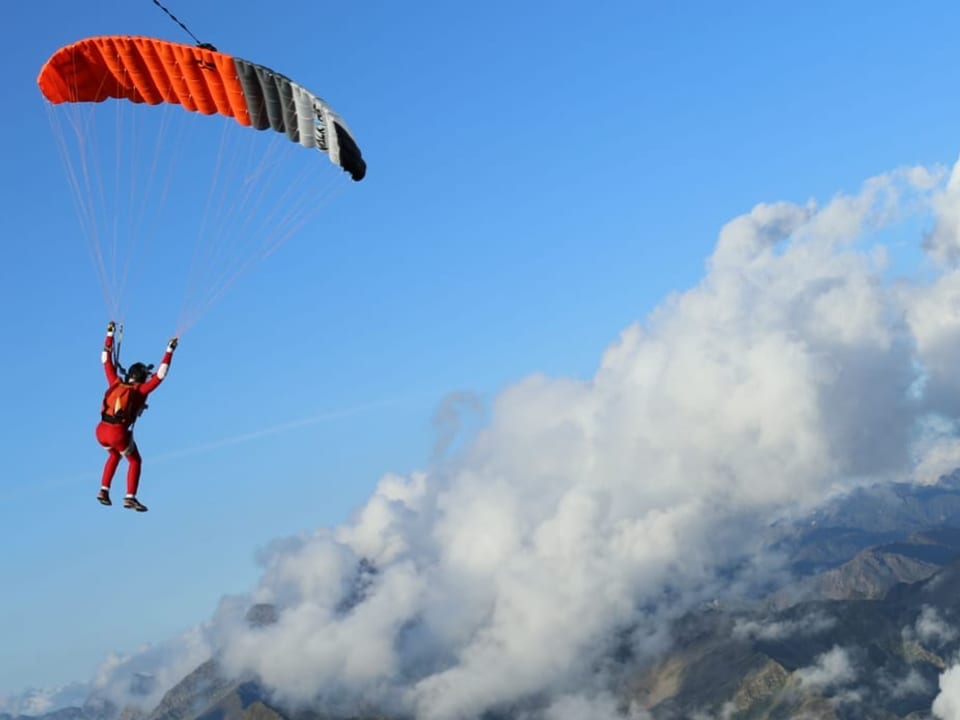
196;161;960;719
66;156;960;719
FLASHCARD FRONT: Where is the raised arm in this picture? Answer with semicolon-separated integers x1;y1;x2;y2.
102;321;119;386
141;337;178;395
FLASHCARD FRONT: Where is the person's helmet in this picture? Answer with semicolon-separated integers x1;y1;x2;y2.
125;362;153;384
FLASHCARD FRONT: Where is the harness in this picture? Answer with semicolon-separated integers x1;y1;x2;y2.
101;382;146;425
103;325;150;426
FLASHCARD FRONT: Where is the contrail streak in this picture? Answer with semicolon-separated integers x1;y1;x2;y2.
35;391;440;494
151;395;412;463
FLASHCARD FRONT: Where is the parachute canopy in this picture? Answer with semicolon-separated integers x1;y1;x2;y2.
37;34;367;334
37;35;365;181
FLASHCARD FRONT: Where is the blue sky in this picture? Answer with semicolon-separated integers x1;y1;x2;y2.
4;0;960;698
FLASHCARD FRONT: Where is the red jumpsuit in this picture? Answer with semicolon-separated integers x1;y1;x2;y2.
96;329;174;497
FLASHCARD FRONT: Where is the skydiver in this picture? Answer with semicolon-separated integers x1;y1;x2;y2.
95;321;178;512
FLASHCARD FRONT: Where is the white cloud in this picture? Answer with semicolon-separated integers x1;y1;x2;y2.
732;611;836;641
0;683;90;716
900;268;960;416
536;692;651;720
911;416;960;485
206;163;958;719
53;156;960;719
933;663;960;719
795;646;858;689
887;668;931;699
78;625;214;713
924;155;960;266
205;162;960;719
917;605;959;645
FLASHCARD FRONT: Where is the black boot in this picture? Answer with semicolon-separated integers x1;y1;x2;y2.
124;496;148;512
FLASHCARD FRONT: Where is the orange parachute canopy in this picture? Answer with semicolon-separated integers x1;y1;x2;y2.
37;35;367;333
38;35;365;181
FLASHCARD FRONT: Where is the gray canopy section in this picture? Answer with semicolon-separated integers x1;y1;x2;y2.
234;57;366;181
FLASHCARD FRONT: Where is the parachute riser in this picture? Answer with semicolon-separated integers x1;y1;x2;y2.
112;323;128;379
